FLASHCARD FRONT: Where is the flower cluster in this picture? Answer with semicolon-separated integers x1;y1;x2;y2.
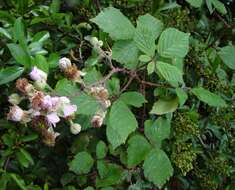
59;57;111;128
7;66;81;146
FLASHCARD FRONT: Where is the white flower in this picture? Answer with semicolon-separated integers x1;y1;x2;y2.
70;123;82;135
59;57;71;71
29;67;47;82
8;93;22;105
7;105;24;122
63;104;77;117
46;112;60;127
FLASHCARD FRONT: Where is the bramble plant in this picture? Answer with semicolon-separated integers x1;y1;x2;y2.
0;0;234;189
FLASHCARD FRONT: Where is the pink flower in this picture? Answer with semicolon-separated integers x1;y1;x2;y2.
29;67;47;81
63;104;77;117
7;105;24;122
46;112;60;127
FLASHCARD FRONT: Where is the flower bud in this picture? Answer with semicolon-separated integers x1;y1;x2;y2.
70;123;82;135
29;67;47;82
8;93;22;105
34;80;47;90
59;57;72;71
7;105;24;122
91;114;104;128
90;37;99;46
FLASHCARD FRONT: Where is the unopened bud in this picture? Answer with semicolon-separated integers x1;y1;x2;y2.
34;80;47;90
8;93;22;105
59;57;72;71
70;123;82;135
91;114;104;128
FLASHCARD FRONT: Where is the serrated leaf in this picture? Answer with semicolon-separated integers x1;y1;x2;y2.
0;66;24;85
219;45;235;70
71;93;100;115
175;88;188;106
119;91;147;108
55;79;80;96
112;40;139;69
143;148;173;188
96;141;107;159
139;55;152;62
144;117;171;147
69;151;94;174
150;97;178;115
147;61;155;75
186;0;203;7
96;162;124;188
191;87;227;107
134;14;163;56
156;61;183;84
91;7;135;40
127;134;151;168
158;28;190;58
107;100;138;149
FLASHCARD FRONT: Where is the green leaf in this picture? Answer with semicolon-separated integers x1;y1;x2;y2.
10;174;27;190
7;43;31;67
144;118;171;147
147;61;156;75
139;55;152;62
13;17;27;49
48;53;59;68
134;14;163;56
219;45;235;70
16;148;34;168
119;91;147;108
186;0;203;8
127;134;151;168
191;87;227;107
107;100;138;149
90;7;135;40
150;97;178;115
156;61;183;84
158;28;190;58
50;0;61;14
96;162;124;188
212;0;227;14
175;88;188;106
55;79;80;96
69;151;94;174
0;66;24;85
71;93;100;115
96;141;107;159
112;40;139;69
143;148;173;188
0;27;12;39
32;54;49;73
